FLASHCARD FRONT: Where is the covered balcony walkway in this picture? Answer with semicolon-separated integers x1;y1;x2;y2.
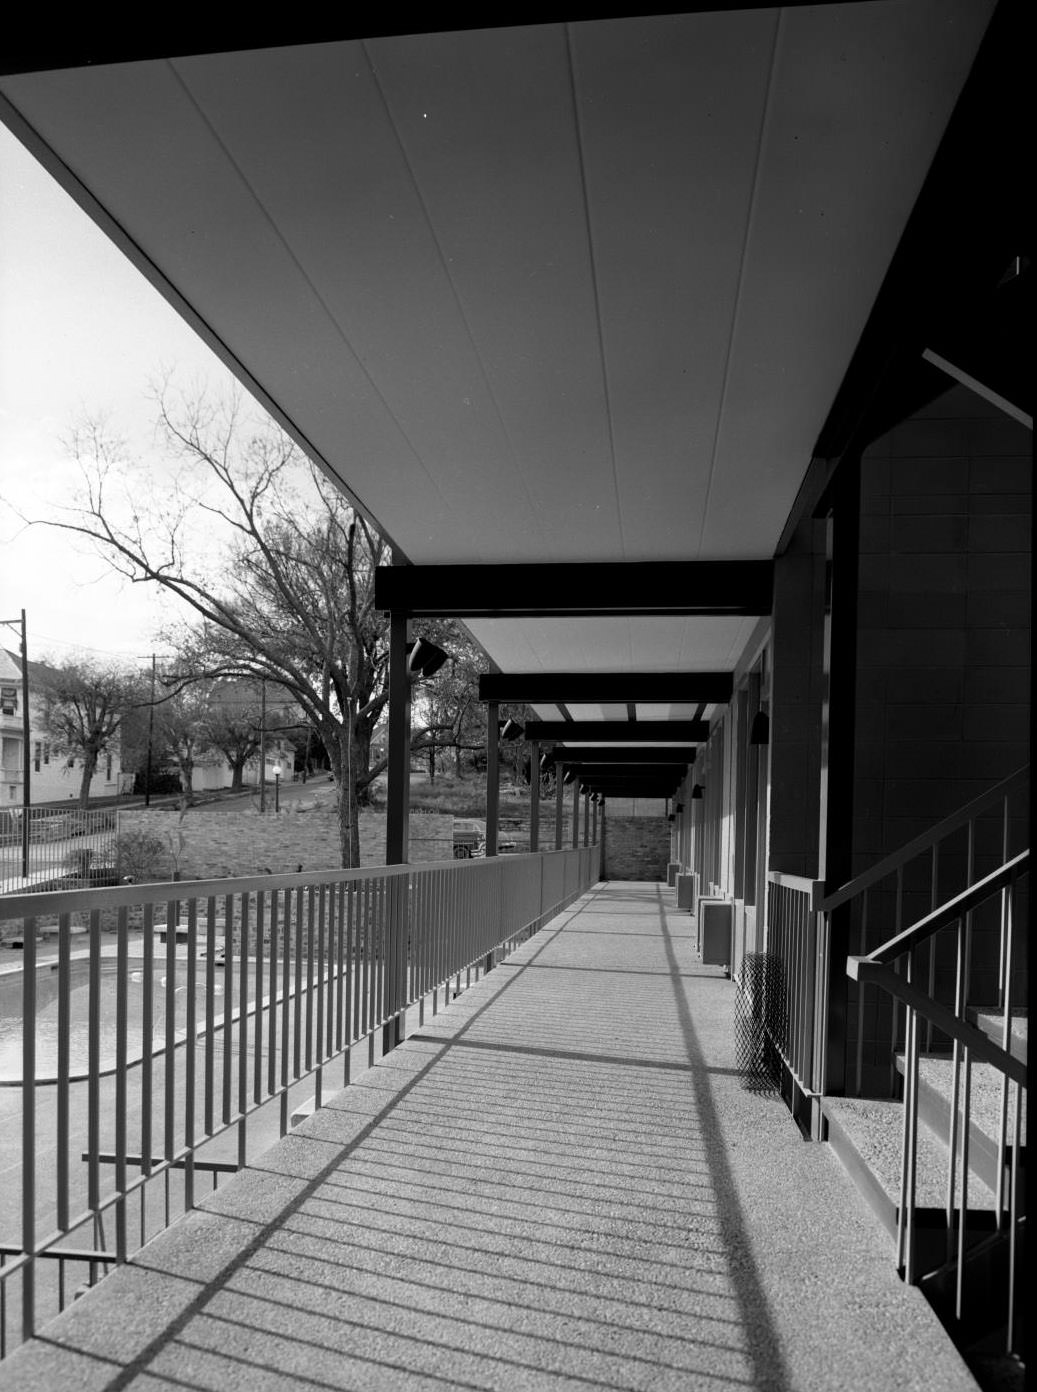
1;881;976;1392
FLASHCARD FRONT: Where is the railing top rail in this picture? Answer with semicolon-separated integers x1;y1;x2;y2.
852;850;1028;968
0;845;594;922
819;765;1028;912
767;870;824;904
849;957;1027;1088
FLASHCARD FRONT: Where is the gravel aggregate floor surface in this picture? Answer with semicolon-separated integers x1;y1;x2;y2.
0;881;980;1391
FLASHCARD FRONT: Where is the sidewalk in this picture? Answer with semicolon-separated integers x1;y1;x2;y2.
0;882;978;1390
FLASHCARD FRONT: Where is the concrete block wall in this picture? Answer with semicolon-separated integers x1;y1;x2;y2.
853;386;1030;1088
118;805;454;880
603;815;670;881
855;385;1030;864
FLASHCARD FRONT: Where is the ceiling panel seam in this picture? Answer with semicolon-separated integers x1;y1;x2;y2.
361;41;548;555
169;57;452;524
694;9;783;555
564;23;625;556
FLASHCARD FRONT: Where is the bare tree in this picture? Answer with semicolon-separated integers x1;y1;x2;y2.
198;680;264;792
35;657;139;806
37;387;451;865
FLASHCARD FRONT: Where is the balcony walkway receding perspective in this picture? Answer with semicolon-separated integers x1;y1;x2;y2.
1;882;978;1392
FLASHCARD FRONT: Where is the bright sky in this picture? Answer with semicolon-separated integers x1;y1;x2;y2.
0;122;243;669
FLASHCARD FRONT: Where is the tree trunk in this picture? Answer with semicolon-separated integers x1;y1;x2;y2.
229;757;246;792
178;755;195;808
77;749;98;807
326;722;361;868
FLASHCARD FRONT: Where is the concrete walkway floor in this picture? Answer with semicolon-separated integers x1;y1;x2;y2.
0;882;979;1391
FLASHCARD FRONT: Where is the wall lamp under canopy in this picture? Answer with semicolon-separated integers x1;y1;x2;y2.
499;718;525;741
691;784;704;799
749;711;770;746
406;638;449;679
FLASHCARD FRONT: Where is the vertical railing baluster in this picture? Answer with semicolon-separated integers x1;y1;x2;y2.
267;889;279;1104
21;915;37;1343
280;888;293;1137
183;900;197;1214
946;912;965;1267
237;893;250;1168
956;1049;972;1323
115;905;129;1262
856;889;868;1096
994;866;1015;1229
56;913;71;1235
305;884;316;1077
293;886;304;1081
222;894;234;1127
203;897;216;1138
254;891;265;1107
1006;1067;1021;1354
141;903;154;1198
314;883;326;1108
87;908;102;1286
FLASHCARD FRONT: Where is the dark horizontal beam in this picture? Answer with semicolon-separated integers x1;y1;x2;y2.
589;783;681;798
376;562;772;618
480;673;733;703
550;746;695;765
526;720;708;743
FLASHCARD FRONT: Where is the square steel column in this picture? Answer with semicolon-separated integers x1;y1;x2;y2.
583;789;590;845
571;775;580;849
386;610;411;865
529;740;540;852
555;765;564;850
485;701;499;857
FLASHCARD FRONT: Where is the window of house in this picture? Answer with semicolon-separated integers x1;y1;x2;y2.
34;741;42;773
106;755;113;780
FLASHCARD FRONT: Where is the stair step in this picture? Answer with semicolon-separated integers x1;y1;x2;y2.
969;1008;1027;1064
823;1096;997;1238
895;1053;1027;1197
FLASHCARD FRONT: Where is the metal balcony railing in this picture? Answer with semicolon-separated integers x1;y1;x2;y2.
847;850;1028;1354
0;844;600;1357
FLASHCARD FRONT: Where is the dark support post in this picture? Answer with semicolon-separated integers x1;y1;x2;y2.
591;794;598;844
819;457;861;1097
583;789;590;845
485;701;499;857
386;610;412;865
529;740;540;852
385;609;412;1052
555;765;564;849
572;775;580;849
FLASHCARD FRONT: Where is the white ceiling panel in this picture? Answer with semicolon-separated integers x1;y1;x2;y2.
0;3;993;698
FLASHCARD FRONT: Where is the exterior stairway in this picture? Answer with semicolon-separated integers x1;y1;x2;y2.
823;1011;1027;1391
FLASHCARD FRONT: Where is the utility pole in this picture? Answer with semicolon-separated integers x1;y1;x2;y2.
1;610;30;877
144;654;156;807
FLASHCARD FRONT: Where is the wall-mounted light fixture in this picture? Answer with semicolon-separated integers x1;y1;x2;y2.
749;710;770;747
499;718;524;741
563;769;576;785
406;638;449;679
691;784;704;799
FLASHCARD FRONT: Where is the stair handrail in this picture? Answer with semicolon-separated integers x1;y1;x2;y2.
819;765;1028;913
848;850;1028;967
848;960;1026;1088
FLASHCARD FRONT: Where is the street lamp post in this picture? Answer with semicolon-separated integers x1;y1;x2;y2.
273;761;281;814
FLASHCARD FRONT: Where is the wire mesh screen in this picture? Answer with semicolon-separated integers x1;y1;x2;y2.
735;952;786;1091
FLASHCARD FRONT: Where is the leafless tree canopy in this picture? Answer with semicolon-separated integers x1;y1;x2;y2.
39;385;446;865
